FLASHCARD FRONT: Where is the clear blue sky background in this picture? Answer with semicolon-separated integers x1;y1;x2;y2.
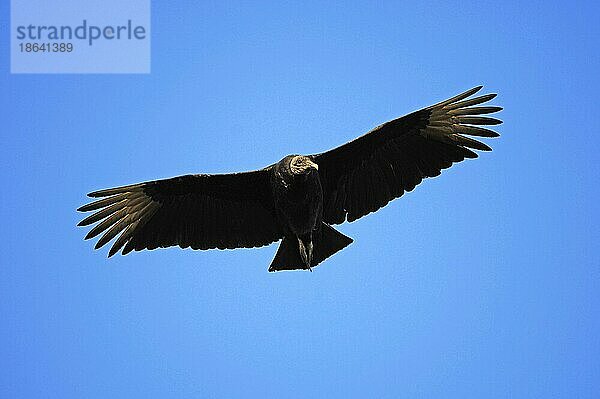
1;1;599;398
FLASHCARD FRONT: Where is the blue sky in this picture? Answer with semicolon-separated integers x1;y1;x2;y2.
1;1;599;398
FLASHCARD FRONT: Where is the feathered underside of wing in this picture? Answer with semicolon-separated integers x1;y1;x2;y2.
77;171;283;257
313;86;502;224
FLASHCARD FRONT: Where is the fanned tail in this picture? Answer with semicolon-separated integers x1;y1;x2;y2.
268;224;353;272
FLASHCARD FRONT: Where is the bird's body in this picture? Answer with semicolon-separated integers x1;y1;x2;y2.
78;86;502;271
268;155;352;270
271;155;323;238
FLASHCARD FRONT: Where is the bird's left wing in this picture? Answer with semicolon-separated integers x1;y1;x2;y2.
77;169;283;257
311;86;502;224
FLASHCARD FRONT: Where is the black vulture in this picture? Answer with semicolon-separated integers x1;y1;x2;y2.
78;86;502;271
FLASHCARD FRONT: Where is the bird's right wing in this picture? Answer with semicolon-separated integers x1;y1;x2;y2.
77;170;283;257
312;86;502;224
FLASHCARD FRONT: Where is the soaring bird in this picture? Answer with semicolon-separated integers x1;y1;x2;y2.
78;86;502;271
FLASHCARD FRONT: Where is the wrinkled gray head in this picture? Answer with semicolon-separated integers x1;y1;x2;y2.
289;155;319;175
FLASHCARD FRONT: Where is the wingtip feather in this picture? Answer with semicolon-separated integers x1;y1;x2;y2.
87;183;142;198
107;247;119;257
430;85;485;109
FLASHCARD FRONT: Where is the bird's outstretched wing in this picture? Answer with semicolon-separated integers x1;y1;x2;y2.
77;170;283;257
312;86;502;224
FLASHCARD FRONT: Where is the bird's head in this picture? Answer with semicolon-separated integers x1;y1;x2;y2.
289;155;319;176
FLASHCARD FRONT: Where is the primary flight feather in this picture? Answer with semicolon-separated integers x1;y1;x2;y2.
78;86;502;271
